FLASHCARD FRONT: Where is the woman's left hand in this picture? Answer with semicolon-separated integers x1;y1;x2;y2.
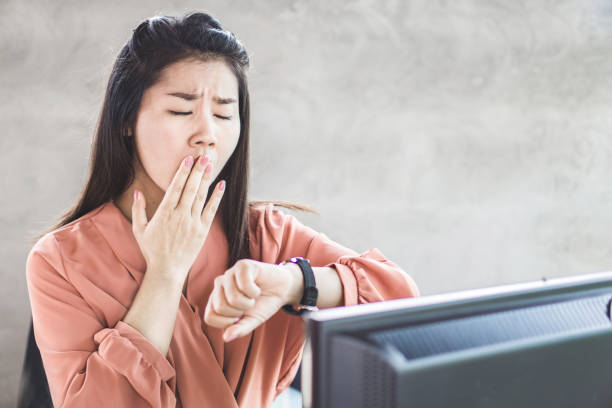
204;259;297;342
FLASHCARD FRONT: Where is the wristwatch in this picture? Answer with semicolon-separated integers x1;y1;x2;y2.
280;256;319;315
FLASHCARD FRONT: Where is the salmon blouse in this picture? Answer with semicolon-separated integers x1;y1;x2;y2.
26;200;420;407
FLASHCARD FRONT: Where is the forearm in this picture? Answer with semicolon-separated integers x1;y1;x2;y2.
122;267;184;356
285;263;344;309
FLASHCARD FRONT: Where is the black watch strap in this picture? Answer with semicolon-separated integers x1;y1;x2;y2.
281;257;318;316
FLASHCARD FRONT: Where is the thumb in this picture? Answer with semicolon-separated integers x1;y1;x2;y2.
223;315;265;342
131;188;148;236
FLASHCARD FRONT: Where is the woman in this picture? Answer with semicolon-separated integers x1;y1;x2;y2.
25;12;420;408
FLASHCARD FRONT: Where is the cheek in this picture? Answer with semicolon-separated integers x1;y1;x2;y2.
218;123;241;164
134;113;183;190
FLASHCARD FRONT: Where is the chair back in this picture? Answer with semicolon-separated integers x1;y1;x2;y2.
17;320;52;408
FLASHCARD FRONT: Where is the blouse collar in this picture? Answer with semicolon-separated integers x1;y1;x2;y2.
90;199;226;296
91;200;148;282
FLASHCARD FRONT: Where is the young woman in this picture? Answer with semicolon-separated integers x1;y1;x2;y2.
25;12;420;408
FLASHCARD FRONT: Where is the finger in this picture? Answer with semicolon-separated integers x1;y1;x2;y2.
131;189;148;236
158;155;194;212
209;315;240;329
191;160;216;217
223;275;256;310
213;285;245;317
212;276;244;316
234;266;262;299
200;180;226;226
177;155;210;213
223;315;265;342
204;297;241;329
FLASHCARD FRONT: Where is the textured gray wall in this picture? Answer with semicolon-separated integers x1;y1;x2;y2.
3;0;612;405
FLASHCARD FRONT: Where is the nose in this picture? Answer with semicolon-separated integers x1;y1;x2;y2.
188;109;217;149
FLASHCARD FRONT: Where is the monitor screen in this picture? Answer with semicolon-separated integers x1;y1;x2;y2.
302;271;612;408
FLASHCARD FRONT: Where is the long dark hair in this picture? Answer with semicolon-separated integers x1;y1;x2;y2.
31;12;316;267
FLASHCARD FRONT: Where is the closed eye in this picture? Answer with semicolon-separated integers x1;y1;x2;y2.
168;111;232;120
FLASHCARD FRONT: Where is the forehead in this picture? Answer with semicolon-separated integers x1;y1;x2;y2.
152;57;238;96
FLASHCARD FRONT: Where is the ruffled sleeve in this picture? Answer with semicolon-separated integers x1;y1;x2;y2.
25;233;176;408
328;247;421;306
249;203;420;397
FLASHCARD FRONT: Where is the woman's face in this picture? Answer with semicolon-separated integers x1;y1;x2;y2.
133;57;241;192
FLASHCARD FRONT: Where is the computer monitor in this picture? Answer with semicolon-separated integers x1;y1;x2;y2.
302;271;612;408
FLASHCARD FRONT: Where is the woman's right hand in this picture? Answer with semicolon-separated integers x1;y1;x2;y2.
130;154;226;284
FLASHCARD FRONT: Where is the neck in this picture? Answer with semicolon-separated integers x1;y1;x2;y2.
114;161;165;224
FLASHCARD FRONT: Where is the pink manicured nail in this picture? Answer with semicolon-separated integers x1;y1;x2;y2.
218;180;226;191
133;189;139;200
200;156;209;166
184;156;194;168
205;164;212;174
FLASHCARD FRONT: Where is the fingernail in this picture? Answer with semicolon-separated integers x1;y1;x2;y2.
133;189;139;200
225;333;237;342
219;180;226;191
200;155;209;166
205;164;212;174
184;156;194;168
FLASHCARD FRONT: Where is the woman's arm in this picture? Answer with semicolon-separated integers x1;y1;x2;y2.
26;236;177;408
210;207;418;341
252;203;420;306
122;266;183;356
283;263;344;309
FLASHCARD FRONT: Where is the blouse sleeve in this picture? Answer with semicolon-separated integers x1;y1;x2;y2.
250;204;420;397
252;204;420;305
25;234;176;408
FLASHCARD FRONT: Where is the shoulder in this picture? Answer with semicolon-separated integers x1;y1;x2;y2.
247;202;308;262
248;202;293;235
26;203;108;281
247;201;309;242
247;201;322;260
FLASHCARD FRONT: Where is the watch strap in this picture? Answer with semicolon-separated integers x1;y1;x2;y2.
281;257;318;316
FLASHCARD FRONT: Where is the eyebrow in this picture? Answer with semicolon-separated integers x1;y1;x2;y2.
166;92;237;104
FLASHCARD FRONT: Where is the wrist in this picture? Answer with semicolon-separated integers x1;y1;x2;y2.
283;262;304;305
145;264;186;289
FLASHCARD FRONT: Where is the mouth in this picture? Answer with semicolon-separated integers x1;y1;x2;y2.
201;152;217;172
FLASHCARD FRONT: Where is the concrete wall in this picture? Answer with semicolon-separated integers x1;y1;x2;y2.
3;0;612;405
